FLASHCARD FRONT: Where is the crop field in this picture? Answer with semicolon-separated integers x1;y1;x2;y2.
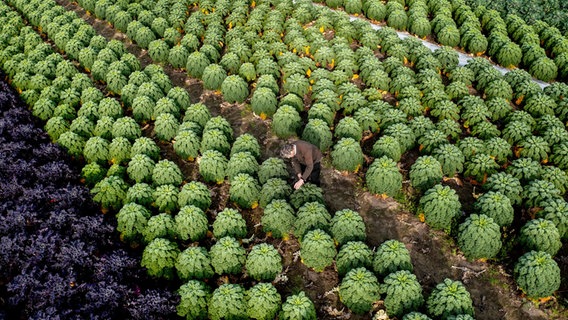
1;0;568;319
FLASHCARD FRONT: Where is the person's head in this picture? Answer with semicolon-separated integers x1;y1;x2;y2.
280;143;295;159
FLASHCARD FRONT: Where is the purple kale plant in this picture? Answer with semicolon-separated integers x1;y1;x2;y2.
0;77;174;319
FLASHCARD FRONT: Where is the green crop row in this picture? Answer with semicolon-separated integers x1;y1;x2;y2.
317;0;568;82
2;0;566;317
0;0;324;317
55;0;568;304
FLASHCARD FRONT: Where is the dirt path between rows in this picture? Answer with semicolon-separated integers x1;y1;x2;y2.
53;0;568;318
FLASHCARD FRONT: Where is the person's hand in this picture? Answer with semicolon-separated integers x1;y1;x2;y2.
297;173;302;179
294;178;304;190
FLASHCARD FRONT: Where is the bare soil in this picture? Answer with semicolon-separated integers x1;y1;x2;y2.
53;1;568;319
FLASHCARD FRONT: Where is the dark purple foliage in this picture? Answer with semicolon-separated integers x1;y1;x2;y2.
92;251;140;283
36;161;75;183
0;233;27;278
0;77;174;319
32;143;67;162
127;289;178;320
83;281;127;318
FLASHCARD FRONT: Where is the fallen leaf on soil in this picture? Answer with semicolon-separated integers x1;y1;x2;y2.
443;176;463;186
373;310;390;320
324;306;349;318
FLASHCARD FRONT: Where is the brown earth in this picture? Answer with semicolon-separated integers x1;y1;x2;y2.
49;1;568;319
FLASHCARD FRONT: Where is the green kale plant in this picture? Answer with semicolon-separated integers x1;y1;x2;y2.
457;214;502;260
426;279;474;320
209;236;246;275
212;208;247;239
514;251;561;299
175;246;214;281
372;239;413;277
300;229;337;272
339;267;381;314
261;199;296;239
246;243;283;282
382;270;424;318
175;205;209;242
141;238;180;279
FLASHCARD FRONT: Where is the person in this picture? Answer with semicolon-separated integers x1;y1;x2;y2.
280;140;323;189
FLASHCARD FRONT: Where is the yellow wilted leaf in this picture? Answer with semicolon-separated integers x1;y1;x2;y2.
251;201;259;209
538;296;553;304
418;213;425;222
354;164;361;173
319;26;324;33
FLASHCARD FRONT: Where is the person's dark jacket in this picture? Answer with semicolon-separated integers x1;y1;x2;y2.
291;140;323;181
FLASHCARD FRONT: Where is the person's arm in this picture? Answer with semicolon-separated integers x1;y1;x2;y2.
291;158;302;178
301;151;314;181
